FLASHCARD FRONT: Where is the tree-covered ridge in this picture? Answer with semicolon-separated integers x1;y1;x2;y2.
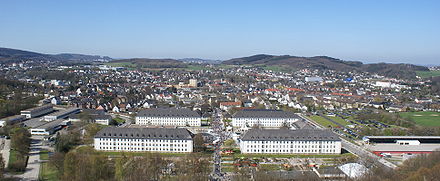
223;54;429;80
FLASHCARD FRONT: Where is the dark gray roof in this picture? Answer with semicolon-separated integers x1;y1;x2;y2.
233;109;298;119
241;129;340;141
94;127;193;140
136;108;200;118
33;119;65;130
45;108;80;117
21;104;53;113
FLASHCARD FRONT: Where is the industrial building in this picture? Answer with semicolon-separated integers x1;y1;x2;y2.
43;108;80;121
29;119;71;135
0;115;26;127
20;105;54;118
363;136;440;155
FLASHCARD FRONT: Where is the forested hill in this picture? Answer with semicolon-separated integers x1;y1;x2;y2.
0;47;112;63
223;54;428;79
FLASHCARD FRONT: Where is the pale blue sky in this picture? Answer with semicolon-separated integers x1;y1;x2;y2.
0;0;439;64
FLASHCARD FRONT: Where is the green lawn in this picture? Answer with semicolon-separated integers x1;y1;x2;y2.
329;116;350;126
105;62;137;68
8;149;19;168
260;164;282;171
262;65;292;73
307;115;338;127
232;153;351;159
416;70;440;78
216;64;237;69
39;162;58;181
185;65;212;71
222;166;235;172
399;111;440;127
7;149;28;173
113;117;126;124
40;150;50;160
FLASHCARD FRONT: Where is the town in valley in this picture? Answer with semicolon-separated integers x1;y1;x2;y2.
1;1;440;181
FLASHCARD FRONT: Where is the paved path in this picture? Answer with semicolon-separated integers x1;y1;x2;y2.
16;137;44;181
1;139;11;166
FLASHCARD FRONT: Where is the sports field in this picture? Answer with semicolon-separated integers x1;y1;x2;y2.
416;70;440;78
399;111;440;127
307;115;338;127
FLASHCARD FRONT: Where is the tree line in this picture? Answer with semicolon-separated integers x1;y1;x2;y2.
48;146;211;181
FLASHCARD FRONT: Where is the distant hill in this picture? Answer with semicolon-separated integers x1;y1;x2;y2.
178;58;222;64
110;58;186;68
53;53;112;62
0;47;112;63
0;47;53;63
223;54;428;79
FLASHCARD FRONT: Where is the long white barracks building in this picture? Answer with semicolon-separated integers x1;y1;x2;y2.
94;127;194;153
232;109;299;128
240;129;341;154
135;108;201;127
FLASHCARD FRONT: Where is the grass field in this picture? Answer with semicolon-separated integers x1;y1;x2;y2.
8;149;19;168
399;111;440;127
40;150;50;160
232;153;351;159
105;62;137;68
262;65;292;73
113;117;126;124
416;70;440;78
185;64;212;71
39;162;58;181
329;116;350;126
307;115;338;127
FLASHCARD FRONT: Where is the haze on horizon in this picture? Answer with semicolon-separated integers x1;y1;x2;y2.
0;0;439;65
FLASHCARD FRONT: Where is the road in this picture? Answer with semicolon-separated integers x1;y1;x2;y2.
210;108;228;181
299;113;398;169
16;136;47;181
1;138;10;167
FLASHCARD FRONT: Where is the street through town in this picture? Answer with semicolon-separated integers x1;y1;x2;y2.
210;108;228;181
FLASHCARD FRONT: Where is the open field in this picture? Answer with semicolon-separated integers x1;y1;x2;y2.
399;111;440;127
307;115;338;127
261;65;292;73
328;116;350;126
105;62;137;68
40;150;50;160
416;70;440;78
113;117;126;124
232;153;351;159
185;64;212;71
39;162;58;181
8;149;19;168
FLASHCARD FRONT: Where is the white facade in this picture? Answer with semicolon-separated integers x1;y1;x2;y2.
240;140;341;154
94;137;193;152
94;127;194;153
232;117;298;128
135;116;201;127
95;118;111;125
30;128;51;135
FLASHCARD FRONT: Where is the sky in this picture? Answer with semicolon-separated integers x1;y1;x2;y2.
0;0;439;64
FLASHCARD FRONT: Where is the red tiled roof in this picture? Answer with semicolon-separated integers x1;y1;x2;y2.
220;102;242;106
285;88;305;92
